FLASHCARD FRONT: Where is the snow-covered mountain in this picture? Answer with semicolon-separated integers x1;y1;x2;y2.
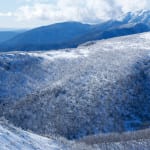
122;10;150;24
0;32;150;141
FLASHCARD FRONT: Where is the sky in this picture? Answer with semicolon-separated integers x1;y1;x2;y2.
0;0;150;28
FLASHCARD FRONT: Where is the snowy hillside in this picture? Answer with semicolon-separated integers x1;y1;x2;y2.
0;47;90;101
0;32;150;141
0;120;66;150
1;120;150;150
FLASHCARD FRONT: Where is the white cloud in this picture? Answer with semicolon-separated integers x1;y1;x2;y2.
14;0;122;24
116;0;150;12
1;0;150;26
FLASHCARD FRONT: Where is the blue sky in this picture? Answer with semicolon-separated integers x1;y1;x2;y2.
0;0;150;28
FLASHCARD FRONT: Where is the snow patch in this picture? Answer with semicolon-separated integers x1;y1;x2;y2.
0;122;65;150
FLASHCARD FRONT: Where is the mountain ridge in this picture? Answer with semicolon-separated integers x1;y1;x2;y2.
1;10;150;51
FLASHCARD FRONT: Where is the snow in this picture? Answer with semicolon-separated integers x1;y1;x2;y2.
140;33;150;40
0;121;65;150
1;47;90;61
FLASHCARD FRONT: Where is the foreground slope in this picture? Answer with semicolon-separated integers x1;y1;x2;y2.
0;120;66;150
1;120;150;150
0;32;150;140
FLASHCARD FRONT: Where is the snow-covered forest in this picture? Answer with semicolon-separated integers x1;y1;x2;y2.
0;33;150;149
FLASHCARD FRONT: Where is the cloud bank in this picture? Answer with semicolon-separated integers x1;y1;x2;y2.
1;0;150;27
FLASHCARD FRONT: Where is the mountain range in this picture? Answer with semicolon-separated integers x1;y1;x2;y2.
0;10;150;51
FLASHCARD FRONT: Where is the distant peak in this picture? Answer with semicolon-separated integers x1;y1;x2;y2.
119;9;150;24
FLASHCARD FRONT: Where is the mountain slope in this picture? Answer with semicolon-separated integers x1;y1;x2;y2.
69;23;150;47
0;22;91;51
0;31;24;43
0;120;66;150
0;32;150;140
